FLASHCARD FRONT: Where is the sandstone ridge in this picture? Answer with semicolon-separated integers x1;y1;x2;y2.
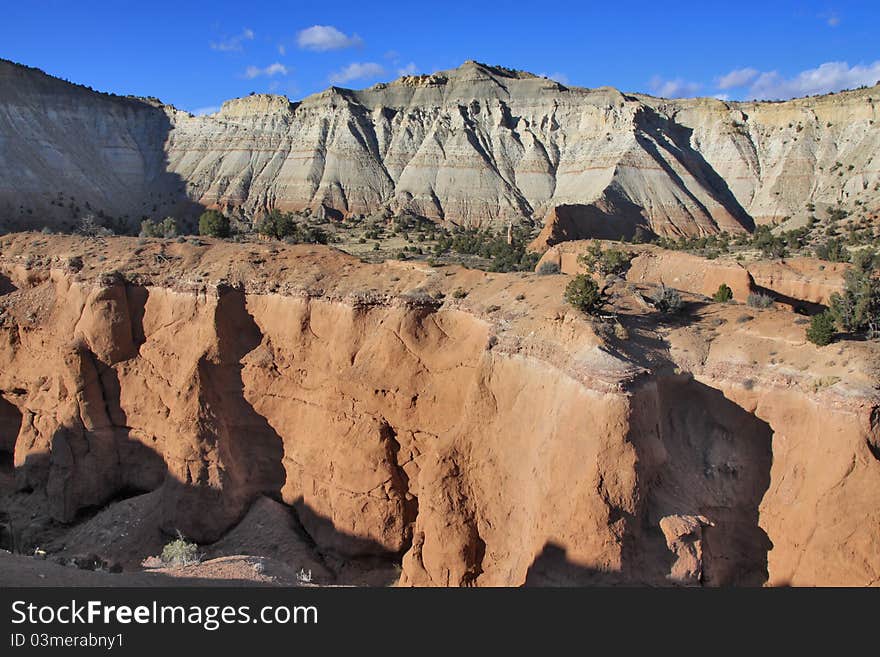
1;234;878;586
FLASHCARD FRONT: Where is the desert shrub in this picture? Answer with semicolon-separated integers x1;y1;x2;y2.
65;255;84;272
815;238;849;262
577;241;633;276
806;310;836;346
564;274;602;314
140;217;178;238
452;288;468;299
751;225;788;258
77;214;113;237
828;249;880;337
827;206;850;222
536;261;561;275
713;283;733;303
198;210;230;238
256;210;297;239
436;225;539;272
747;292;774;308
161;533;200;566
650;284;683;314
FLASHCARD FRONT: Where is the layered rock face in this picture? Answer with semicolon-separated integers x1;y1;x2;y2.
1;234;877;586
2;59;878;238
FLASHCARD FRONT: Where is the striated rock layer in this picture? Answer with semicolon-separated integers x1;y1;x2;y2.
0;234;877;586
2;59;879;239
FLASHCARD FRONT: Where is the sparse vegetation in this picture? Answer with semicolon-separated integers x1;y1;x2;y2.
198;210;230;238
649;284;683;314
577;240;633;276
747;292;774;308
434;225;540;272
536;261;561;275
160;533;201;566
828;249;880;338
713;283;733;303
564;274;602;314
815;238;849;262
140;216;178;238
77;214;113;237
255;210;297;239
806;310;836;346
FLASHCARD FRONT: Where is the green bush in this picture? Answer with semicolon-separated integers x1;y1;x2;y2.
713;283;733;303
434;225;539;272
161;534;200;566
198;210;230;238
806;311;836;346
828;249;880;337
564;275;602;314
140;217;178;238
256;210;297;239
577;241;633;276
815;238;849;263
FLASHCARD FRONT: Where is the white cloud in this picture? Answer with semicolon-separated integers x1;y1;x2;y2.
329;62;385;85
244;62;289;79
297;25;363;51
211;28;255;52
717;67;759;90
649;76;701;98
747;60;880;100
397;62;418;76
712;93;730;101
539;71;570;85
191;105;220;116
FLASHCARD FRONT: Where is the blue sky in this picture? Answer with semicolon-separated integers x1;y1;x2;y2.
2;1;878;114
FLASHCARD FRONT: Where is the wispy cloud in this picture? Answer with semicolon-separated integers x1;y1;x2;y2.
822;11;841;27
191;105;220;116
539;71;570;85
297;25;363;51
210;28;255;52
397;62;418;76
747;60;880;99
716;67;759;90
329;62;385;85
244;62;289;79
649;75;701;98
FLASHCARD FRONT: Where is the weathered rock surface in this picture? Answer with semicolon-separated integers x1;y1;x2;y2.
536;240;852;309
746;258;849;306
538;240;757;301
0;234;878;586
2;59;878;239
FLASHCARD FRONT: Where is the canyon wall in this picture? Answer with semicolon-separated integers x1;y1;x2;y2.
0;234;877;586
2;59;878;239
